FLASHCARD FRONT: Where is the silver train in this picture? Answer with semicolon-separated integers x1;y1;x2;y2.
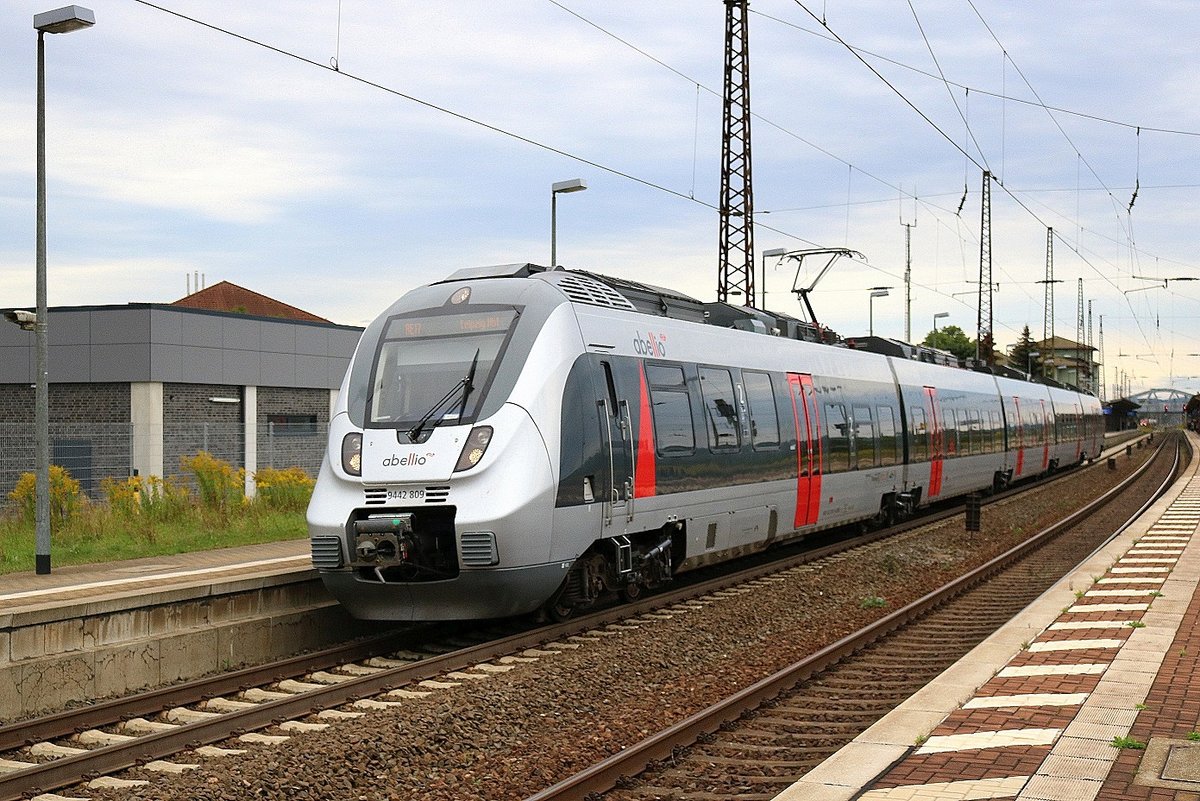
307;264;1104;620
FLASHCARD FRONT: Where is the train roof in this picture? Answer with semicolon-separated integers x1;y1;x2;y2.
435;264;1094;397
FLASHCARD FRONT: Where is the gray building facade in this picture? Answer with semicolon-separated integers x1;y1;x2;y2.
0;304;362;498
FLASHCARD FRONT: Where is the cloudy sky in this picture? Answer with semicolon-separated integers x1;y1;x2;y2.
2;1;1198;395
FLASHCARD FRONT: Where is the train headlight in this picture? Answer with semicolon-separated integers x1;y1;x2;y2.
341;432;362;476
454;426;493;472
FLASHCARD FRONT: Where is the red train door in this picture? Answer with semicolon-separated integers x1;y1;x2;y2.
787;374;822;527
1040;399;1051;471
924;387;944;498
1013;397;1025;476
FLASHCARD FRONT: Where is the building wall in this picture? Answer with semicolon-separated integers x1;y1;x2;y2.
256;387;330;478
0;383;131;497
163;383;244;478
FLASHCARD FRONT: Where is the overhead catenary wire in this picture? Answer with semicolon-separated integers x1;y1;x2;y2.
133;0;1182;361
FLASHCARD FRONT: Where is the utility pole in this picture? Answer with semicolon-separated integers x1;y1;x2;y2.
1076;278;1085;390
901;209;916;343
1098;315;1105;402
1043;228;1055;343
717;0;755;305
1087;299;1094;395
1035;227;1062;381
976;170;993;364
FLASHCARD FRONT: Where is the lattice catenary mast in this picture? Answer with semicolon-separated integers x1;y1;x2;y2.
717;0;755;305
976;170;993;363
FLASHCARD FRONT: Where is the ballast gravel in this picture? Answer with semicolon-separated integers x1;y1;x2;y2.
93;442;1158;801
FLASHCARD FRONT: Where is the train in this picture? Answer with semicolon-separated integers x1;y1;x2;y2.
307;263;1104;621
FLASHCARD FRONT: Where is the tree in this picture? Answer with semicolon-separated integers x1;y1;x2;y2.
922;325;975;362
1008;325;1042;377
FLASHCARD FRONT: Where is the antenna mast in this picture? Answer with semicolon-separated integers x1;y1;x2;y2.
717;0;755;305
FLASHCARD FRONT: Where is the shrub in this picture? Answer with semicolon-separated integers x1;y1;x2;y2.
8;465;84;524
182;452;244;511
254;466;314;512
101;475;191;521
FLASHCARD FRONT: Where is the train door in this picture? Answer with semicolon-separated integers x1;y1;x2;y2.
597;360;634;527
1012;397;1025;477
786;374;822;527
1040;399;1051;471
923;387;944;498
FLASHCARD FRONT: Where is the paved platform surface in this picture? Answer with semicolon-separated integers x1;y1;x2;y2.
0;538;311;614
780;431;1200;800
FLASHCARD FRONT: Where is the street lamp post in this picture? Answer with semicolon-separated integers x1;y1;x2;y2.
868;288;890;337
550;178;586;268
933;311;949;332
1027;350;1040;381
33;5;94;575
760;247;787;309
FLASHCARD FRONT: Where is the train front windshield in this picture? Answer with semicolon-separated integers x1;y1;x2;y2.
366;308;519;428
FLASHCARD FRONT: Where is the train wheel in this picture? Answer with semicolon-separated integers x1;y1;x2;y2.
545;594;575;622
620;580;643;603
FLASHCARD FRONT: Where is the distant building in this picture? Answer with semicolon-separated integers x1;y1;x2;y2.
1034;336;1098;393
171;280;332;323
0;285;361;498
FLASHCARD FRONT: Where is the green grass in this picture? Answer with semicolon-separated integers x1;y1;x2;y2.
1;457;312;574
0;507;306;574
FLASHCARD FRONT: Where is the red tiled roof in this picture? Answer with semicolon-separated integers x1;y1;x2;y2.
171;281;329;323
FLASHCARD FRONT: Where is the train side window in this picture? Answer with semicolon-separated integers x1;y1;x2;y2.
646;364;685;387
646;364;694;456
877;405;897;466
824;403;850;472
852;405;875;469
743;371;780;450
600;361;620;418
942;406;958;457
699;367;740;452
909;406;928;462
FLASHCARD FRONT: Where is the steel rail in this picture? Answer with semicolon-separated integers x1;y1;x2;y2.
523;435;1181;801
0;435;1162;801
0;624;449;752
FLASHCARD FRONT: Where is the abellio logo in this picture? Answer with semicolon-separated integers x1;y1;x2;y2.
633;330;667;358
382;453;434;467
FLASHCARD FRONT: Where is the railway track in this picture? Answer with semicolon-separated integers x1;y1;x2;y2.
526;433;1184;801
0;436;1158;801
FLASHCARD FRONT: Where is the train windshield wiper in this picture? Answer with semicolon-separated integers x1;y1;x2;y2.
406;349;481;443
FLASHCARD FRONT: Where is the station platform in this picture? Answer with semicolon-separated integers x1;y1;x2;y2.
0;538;311;615
780;430;1200;800
0;538;358;722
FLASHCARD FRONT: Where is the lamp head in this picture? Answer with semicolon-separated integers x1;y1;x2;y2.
551;178;587;194
34;5;94;34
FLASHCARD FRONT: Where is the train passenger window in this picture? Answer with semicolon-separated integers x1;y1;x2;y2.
909;406;928;462
646;364;685;387
699;367;740;451
942;406;957;457
645;365;694;455
824;403;850;472
877;406;897;466
743;371;780;449
853;406;875;469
